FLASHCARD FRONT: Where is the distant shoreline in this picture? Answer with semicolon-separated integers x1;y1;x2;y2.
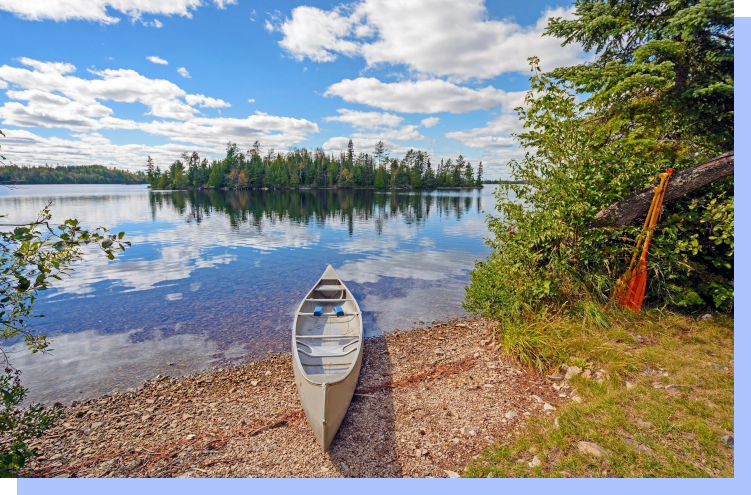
147;185;486;191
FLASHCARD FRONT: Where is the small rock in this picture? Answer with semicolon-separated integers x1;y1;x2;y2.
560;364;569;373
265;371;271;376
626;381;635;390
186;434;196;440
721;435;734;448
582;369;592;380
529;455;542;468
652;382;665;389
635;445;654;456
251;380;259;386
82;427;91;436
577;441;610;459
708;362;728;372
564;366;581;381
460;426;477;436
170;422;178;429
434;349;445;356
571;395;582;403
547;373;564;381
182;413;192;420
504;411;518;420
665;384;679;393
554;417;560;428
444;470;460;478
91;422;103;429
141;414;151;421
543;403;556;412
700;314;713;321
530;395;544;403
133;431;141;438
483;383;494;388
486;472;495;478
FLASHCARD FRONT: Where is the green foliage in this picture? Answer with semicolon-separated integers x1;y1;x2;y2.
0;164;146;185
147;143;481;190
465;0;733;324
0;374;62;477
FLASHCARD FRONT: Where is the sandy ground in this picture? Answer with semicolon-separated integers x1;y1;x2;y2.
22;318;565;478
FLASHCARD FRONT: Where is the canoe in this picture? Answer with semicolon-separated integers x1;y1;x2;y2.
292;264;363;451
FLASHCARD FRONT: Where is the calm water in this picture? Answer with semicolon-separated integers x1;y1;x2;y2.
0;185;495;404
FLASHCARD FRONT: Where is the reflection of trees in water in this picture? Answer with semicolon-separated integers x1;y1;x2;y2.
148;189;483;231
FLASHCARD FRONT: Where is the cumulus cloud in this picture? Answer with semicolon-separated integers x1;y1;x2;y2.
420;117;439;128
0;58;319;168
177;67;190;78
146;56;168;65
247;98;255;103
269;0;585;80
445;114;522;149
322;124;425;156
324;77;524;114
0;0;236;24
185;94;231;108
323;108;403;128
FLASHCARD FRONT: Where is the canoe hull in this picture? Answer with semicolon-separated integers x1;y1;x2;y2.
292;264;364;452
292;344;363;451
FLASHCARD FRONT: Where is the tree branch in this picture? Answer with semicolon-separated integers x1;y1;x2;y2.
593;151;734;227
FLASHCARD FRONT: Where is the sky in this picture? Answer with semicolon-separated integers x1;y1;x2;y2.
0;0;588;179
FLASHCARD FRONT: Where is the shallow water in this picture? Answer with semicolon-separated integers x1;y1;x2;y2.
0;185;496;404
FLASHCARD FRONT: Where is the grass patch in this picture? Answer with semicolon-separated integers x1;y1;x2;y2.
465;308;734;478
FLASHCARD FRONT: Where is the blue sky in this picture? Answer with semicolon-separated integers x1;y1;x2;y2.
0;0;586;179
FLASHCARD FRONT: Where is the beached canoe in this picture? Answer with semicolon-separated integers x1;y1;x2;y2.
292;264;363;451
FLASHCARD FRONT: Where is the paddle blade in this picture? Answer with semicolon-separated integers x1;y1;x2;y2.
622;260;647;312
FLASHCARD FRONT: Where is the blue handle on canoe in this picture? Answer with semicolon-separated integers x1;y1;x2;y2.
334;306;344;317
314;306;322;317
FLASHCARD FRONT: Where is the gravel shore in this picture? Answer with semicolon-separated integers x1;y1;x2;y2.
23;318;564;478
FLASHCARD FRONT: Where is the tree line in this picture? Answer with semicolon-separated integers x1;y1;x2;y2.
146;140;483;190
0;164;146;185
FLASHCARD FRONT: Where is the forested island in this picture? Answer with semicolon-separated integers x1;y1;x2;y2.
146;140;483;190
0;164;146;185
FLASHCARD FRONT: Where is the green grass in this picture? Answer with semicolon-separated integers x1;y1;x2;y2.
465;309;734;478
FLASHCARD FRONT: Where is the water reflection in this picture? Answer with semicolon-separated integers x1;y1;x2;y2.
0;185;494;404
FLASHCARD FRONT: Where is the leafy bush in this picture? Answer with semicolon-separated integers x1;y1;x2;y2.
465;0;733;323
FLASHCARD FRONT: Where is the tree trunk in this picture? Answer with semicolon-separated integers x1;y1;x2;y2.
594;152;734;227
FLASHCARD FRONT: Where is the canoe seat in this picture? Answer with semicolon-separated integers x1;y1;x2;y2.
296;340;358;358
316;285;343;292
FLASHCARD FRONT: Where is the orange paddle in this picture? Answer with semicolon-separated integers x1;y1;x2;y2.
612;168;674;312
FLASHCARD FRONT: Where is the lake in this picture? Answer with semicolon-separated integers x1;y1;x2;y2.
0;185;496;404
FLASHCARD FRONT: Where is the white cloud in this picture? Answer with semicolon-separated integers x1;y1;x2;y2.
0;0;235;24
151;19;163;28
247;98;255;103
177;67;190;78
324;77;524;114
270;1;585;81
323;108;402;128
274;6;360;62
420;117;439;128
445;114;522;149
0;58;319;168
146;55;168;65
185;94;230;108
322;125;425;155
0;59;196;120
